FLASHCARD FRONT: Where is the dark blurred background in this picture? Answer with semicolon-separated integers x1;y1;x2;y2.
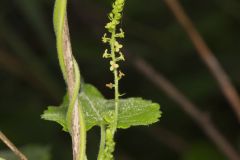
0;0;240;159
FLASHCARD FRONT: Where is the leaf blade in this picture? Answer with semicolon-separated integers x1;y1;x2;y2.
41;84;162;132
117;98;161;129
41;105;68;132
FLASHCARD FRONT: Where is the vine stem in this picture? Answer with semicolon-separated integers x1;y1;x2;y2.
97;124;106;160
62;16;86;160
0;131;27;160
53;1;86;159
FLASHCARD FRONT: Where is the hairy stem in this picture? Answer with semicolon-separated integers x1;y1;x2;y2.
62;16;86;160
110;31;119;133
102;0;125;158
98;124;106;160
54;0;87;158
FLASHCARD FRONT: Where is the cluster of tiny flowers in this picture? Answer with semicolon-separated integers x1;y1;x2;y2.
103;127;115;160
103;113;115;160
105;0;125;32
102;0;126;90
101;0;126;159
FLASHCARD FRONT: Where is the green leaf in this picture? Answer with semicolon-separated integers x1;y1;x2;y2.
41;84;104;131
41;104;68;132
41;94;68;131
116;98;161;129
82;83;104;98
81;97;161;130
79;84;161;129
41;83;161;132
76;84;105;130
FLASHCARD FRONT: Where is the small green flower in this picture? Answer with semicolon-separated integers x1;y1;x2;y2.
116;28;124;38
103;49;111;58
105;20;119;32
114;41;122;52
110;61;119;71
108;13;114;20
102;33;110;43
101;0;126;159
116;52;125;61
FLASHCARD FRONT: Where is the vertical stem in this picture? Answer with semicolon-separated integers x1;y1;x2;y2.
98;124;106;160
114;69;119;132
62;16;86;160
110;31;119;132
53;0;86;159
102;0;126;158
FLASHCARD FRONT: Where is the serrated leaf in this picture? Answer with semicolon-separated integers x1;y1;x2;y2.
41;83;161;132
80;84;161;130
81;97;161;130
41;105;68;131
41;94;68;131
41;84;103;132
117;98;161;129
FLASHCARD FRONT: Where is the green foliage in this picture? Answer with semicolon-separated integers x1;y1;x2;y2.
3;0;240;159
42;0;161;159
117;98;161;128
41;84;161;131
41;104;68;131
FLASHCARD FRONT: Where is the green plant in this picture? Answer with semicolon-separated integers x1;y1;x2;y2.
41;0;162;159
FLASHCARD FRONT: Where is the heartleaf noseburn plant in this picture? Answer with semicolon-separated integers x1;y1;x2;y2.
41;0;162;159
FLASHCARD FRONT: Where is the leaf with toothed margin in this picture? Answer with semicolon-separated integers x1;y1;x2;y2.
41;84;162;132
41;95;68;132
41;84;105;132
115;98;161;129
